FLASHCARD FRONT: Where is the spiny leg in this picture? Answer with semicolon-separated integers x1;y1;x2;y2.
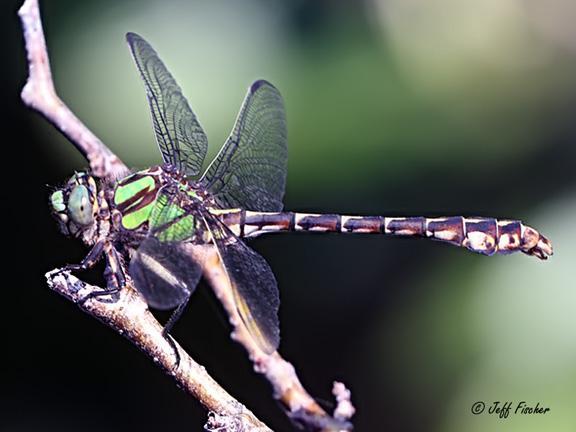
79;243;126;304
57;240;105;274
162;296;192;369
48;240;106;296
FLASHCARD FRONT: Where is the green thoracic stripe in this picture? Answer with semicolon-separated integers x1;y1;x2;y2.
156;214;196;242
149;192;196;242
114;174;157;230
121;201;155;230
115;174;155;206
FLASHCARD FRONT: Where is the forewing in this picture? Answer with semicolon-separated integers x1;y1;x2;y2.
200;80;287;212
129;188;201;310
202;212;280;354
126;32;208;176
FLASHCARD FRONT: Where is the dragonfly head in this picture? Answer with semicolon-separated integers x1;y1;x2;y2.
50;172;99;241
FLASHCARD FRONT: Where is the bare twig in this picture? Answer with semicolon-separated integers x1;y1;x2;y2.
46;270;271;431
332;382;355;422
190;245;354;431
18;0;127;180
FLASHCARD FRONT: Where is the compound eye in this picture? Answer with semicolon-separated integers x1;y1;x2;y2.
68;185;93;226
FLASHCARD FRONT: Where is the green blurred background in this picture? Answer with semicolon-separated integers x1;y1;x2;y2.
3;0;576;430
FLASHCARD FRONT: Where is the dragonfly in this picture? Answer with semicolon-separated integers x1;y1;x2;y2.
50;32;553;360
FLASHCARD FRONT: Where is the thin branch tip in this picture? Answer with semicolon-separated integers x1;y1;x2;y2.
19;0;127;179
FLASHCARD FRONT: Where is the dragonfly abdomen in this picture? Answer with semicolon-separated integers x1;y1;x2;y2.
219;210;552;260
383;216;551;259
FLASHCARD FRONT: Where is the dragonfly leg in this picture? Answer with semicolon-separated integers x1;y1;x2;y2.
78;243;126;305
58;240;105;274
161;297;191;369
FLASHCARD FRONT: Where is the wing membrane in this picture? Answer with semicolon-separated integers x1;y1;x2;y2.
126;32;208;176
201;211;280;354
200;80;287;212
129;188;201;310
130;237;202;310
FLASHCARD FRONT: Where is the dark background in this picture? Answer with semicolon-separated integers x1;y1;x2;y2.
3;1;576;431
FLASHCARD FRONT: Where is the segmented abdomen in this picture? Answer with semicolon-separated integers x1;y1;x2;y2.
382;216;551;259
219;211;552;260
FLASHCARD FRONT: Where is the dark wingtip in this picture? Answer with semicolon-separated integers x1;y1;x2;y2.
126;32;145;45
250;79;275;92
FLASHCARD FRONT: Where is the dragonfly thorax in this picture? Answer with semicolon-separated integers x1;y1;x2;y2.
50;172;100;243
112;166;208;235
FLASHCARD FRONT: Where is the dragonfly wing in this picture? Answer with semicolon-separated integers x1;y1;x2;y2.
200;80;287;212
202;212;280;354
130;237;202;310
129;187;201;310
126;32;208;177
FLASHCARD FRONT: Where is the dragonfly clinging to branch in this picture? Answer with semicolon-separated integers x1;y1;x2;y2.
49;32;553;360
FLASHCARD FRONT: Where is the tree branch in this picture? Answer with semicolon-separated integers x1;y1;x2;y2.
46;270;271;431
189;245;354;431
18;0;128;180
